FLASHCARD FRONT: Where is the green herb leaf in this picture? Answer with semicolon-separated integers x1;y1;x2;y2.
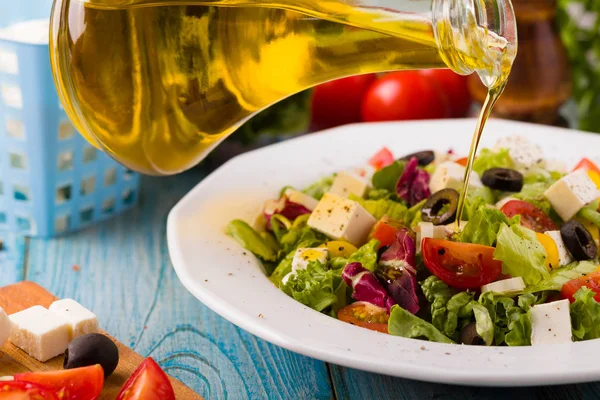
372;161;405;192
570;287;600;341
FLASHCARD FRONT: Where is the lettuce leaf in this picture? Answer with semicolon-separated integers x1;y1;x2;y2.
388;305;455;344
459;205;514;247
303;175;334;200
570;287;600;341
494;224;549;286
525;261;599;293
465;186;495;206
372;161;405;192
472;303;494;346
478;292;537;346
281;261;346;313
347;239;379;272
472;148;514;176
226;220;277;262
350;196;407;221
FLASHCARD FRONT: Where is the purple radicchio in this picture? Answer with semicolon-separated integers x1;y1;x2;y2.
263;196;311;229
342;262;395;313
396;157;430;206
377;229;420;314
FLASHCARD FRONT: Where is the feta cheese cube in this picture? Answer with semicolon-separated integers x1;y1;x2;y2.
284;189;318;211
308;193;376;246
429;161;483;194
494;136;545;172
481;277;526;296
544;170;600;221
9;306;70;362
414;222;446;253
0;307;11;348
543;230;573;267
49;299;98;339
329;171;370;198
291;248;329;272
530;299;572;345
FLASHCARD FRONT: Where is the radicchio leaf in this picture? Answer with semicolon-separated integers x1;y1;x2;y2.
342;262;395;313
264;196;311;229
380;229;417;275
396;157;431;206
376;267;420;314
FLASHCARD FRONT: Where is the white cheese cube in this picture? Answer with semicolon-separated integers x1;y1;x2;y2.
530;299;572;345
284;189;318;211
414;222;446;253
544;170;600;221
494;136;545;172
543;230;573;267
495;196;517;210
329;171;369;198
429;161;483;194
351;165;376;182
0;307;11;348
49;299;98;339
308;193;376;246
443;221;468;236
9;306;70;362
291;248;329;272
481;277;526;296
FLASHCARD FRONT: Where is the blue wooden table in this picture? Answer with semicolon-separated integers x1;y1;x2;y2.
1;169;599;400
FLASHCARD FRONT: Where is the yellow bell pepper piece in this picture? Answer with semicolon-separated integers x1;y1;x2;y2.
576;217;600;245
324;241;359;258
536;232;560;270
588;170;600;189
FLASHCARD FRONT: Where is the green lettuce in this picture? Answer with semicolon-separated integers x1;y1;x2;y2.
303;175;334;200
459;205;515;247
570;287;600;341
472;303;494;346
347;239;379;272
269;234;326;286
578;203;600;229
402;199;426;227
372;161;405;192
350;195;407;221
282;261;347;313
388;305;455;344
494;224;549;286
465;186;495;206
522;169;563;185
478;292;537;346
472;148;514;176
226;220;277;262
525;261;598;293
278;223;325;255
366;188;393;200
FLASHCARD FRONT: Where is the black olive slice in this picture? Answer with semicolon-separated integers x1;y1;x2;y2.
399;150;435;167
64;333;119;377
460;322;486;346
421;189;459;225
481;168;524;192
560;220;598;261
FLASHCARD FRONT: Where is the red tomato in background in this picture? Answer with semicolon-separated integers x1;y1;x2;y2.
361;71;452;122
337;302;389;333
0;381;58;400
561;271;600;303
500;200;558;233
310;74;377;131
422;238;502;290
14;365;103;400
116;358;175;400
418;69;472;117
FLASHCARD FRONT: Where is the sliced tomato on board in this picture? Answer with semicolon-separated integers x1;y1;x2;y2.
422;238;502;290
337;302;389;333
561;271;600;303
116;358;175;400
14;365;103;400
500;200;558;233
368;147;395;170
0;381;58;400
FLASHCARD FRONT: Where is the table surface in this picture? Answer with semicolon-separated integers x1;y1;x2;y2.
1;168;599;400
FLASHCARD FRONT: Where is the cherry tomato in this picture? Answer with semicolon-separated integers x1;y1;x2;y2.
337;302;389;333
368;147;395;170
455;157;469;166
361;71;451;122
418;69;472;117
561;271;600;303
310;74;377;131
0;381;58;400
116;358;175;400
14;365;103;400
422;238;502;290
500;200;558;233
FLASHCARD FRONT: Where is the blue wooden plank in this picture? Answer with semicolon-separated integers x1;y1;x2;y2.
25;170;333;400
0;233;26;286
329;365;600;400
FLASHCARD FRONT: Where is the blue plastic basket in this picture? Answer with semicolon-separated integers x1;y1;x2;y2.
0;1;140;238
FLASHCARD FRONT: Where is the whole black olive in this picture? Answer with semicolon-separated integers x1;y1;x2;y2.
421;189;459;225
460;322;485;346
560;220;598;261
398;150;435;167
64;333;119;377
481;168;524;192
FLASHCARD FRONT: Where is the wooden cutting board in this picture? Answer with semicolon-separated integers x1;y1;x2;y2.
0;281;202;399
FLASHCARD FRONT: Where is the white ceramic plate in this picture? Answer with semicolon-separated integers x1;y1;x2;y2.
167;119;600;387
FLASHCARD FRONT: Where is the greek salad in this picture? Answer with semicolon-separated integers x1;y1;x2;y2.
227;136;600;346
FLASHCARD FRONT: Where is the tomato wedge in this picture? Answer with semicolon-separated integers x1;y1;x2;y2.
368;147;395;170
500;200;557;233
0;381;58;400
561;271;600;303
573;158;600;175
116;358;175;400
337;302;389;333
14;365;103;400
422;238;502;290
369;217;402;248
455;157;469;167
